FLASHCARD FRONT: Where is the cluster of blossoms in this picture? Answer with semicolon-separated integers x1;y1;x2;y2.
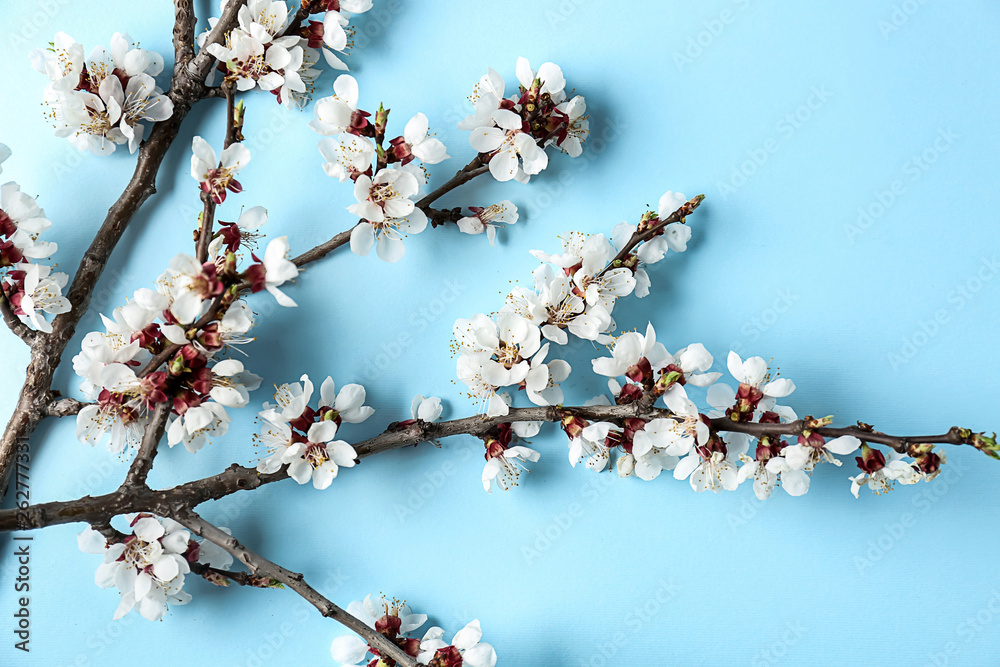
73;138;298;454
454;190;699;424
31;32;173;154
461;57;588;182
254;373;373;489
0;144;69;333
310;74;448;261
253;384;445;489
451;192;951;498
330;594;496;667
579;332;946;498
77;514;233;621
204;0;372;108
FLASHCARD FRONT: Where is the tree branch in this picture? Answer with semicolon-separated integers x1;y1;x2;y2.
124;402;172;489
415;155;487;210
710;418;967;454
176;510;419;667
172;0;197;71
45;397;90;417
186;0;244;83
1;399;979;534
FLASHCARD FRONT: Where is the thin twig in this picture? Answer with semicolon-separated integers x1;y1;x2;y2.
124;402;172;489
176;510;419;667
187;0;244;83
45;397;90;417
415;155;487;210
292;227;356;267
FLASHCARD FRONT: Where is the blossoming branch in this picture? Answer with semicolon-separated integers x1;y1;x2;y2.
0;2;995;666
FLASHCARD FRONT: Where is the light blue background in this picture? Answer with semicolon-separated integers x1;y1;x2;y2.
2;1;999;665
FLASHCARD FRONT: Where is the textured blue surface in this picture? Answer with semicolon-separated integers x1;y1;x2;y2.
1;1;999;665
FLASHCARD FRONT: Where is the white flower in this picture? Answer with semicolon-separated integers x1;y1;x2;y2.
0;142;9;175
411;395;443;422
569;422;613;471
417;620;497;667
72;330;148;396
318;376;375;423
348;169;428;263
757;455;812;498
399;112;449;164
29;32;85;92
284;420;357;490
642;391;710;459
260;236;298;307
255;415;294;474
502;266;611;344
592;322;669;380
523;343;571;406
112;73;174;153
470;108;548;182
482;444;539;492
238;0;289;43
849;448;923;498
457;200;518;246
456;353;509;417
515;57;566;99
166;402;231;453
1;182;56;260
332;595;427;667
454;313;541;393
780;435;861;472
318;133;374;181
707;351;796;416
206;28;297;92
75;397;146;454
79;514;192;622
190;136;251;204
657;191;693;252
309;74;362;136
673;433;748;493
33;33;170;154
207;358;262;407
12;263;70;333
320;3;373;71
551;95;588;157
260;374;313;423
458;67;505;131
